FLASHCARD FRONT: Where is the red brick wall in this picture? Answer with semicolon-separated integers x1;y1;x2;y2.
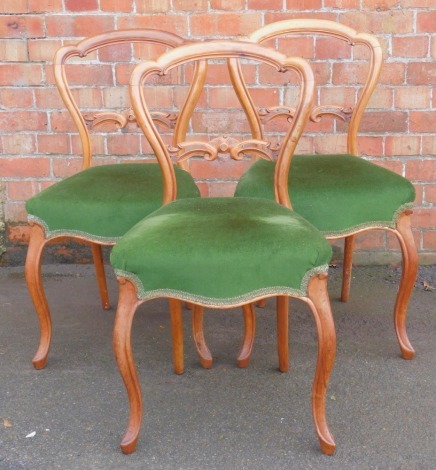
0;1;435;265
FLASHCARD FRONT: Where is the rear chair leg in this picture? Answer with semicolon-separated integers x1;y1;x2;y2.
91;243;111;310
341;235;355;302
192;305;213;369
237;303;256;368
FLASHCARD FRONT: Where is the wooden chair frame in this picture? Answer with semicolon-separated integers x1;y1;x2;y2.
113;40;336;455
25;29;204;369
224;19;417;362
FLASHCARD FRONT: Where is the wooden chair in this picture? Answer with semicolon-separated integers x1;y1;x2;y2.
232;19;417;361
111;39;336;455
24;30;202;369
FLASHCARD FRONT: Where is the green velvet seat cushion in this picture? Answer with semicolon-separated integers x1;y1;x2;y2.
234;155;415;236
110;197;332;305
26;163;200;242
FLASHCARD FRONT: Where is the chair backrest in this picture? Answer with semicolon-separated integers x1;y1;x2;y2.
129;40;315;209
53;29;199;170
229;19;382;156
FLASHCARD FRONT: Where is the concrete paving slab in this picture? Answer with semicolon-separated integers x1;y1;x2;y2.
0;264;435;469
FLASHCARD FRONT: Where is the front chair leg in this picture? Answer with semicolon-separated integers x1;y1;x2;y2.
237;303;256;368
192;305;213;369
392;211;418;359
25;223;52;369
305;274;336;456
91;243;111;310
113;279;142;454
341;235;355;302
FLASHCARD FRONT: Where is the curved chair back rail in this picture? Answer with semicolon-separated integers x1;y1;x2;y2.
129;39;315;209
54;29;201;170
230;18;383;157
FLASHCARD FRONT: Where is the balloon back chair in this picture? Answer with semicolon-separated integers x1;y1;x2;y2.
25;30;201;370
233;19;417;360
110;39;337;455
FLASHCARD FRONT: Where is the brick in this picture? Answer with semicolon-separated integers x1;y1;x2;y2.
401;0;436;5
190;13;262;37
432;36;436;59
173;0;208;10
118;15;188;36
52;158;83;178
417;11;436;33
248;0;282;8
319;87;355;108
0;64;43;86
209;182;237;197
406;159;436;181
4;202;27;223
0;88;33;108
265;12;336;23
46;15;115;37
190;158;251;180
7;181;40;201
339;10;414;34
100;0;133;12
410;111;436;133
354;230;385;250
65;0;98;11
34;88;64;109
411;208;436;229
38;134;70;154
407;62;436;85
385;136;421;156
0;16;44;39
0;39;28;62
2;134;36;155
28;39;62;62
275;37;314;59
315;37;352;60
423;231;436;250
107;134;141;155
425;185;436;204
136;0;171;12
98;43;132;63
361;0;401;9
313;135;348;155
395;86;430;109
286;0;323;9
0;158;50;178
211;0;245;8
28;0;63;12
392;36;429;58
0;111;47;132
379;63;406;85
370;158;404;175
333;63;368;85
71;134;106;156
367;87;393;109
0;1;27;13
422;136;436;155
50;111;77;132
323;0;359;7
358;137;384;156
64;64;114;86
358;111;408;133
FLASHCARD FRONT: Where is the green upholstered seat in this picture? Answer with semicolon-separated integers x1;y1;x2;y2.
110;197;332;305
26;163;200;242
234;155;415;237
